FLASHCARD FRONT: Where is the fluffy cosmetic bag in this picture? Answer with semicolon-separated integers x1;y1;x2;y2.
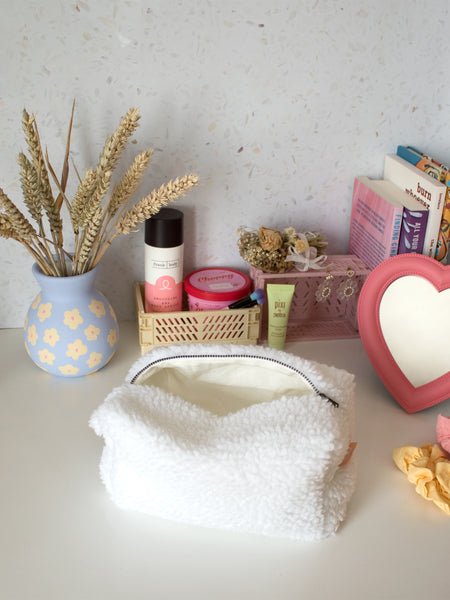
90;343;356;541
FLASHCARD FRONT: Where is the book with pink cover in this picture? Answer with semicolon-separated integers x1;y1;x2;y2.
384;154;446;259
348;176;428;271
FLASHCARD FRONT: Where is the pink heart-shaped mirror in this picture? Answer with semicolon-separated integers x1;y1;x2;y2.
357;253;450;413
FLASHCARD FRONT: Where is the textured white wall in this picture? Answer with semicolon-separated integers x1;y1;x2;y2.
1;0;449;327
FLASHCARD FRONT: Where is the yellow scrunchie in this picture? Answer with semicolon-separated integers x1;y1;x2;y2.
393;444;450;515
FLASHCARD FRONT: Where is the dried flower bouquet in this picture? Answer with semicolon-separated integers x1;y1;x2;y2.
0;104;198;276
237;226;328;273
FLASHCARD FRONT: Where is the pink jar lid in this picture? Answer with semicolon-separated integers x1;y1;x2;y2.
184;268;251;302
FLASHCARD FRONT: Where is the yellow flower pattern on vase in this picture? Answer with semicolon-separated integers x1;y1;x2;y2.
25;265;118;377
87;352;103;369
107;328;117;347
85;324;100;341
38;348;56;365
32;294;41;310
64;309;84;330
43;328;60;347
27;324;38;346
89;299;106;318
37;302;52;322
59;364;80;376
66;339;88;360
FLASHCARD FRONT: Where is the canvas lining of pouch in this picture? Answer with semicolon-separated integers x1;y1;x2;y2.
129;353;338;416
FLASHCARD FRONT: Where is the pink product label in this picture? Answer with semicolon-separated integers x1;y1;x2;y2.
145;277;183;312
191;270;245;293
187;295;230;311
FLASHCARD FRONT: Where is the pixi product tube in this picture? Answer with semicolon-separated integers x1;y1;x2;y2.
266;283;295;349
145;208;184;312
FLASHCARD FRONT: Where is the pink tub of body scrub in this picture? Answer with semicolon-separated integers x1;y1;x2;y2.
184;268;252;311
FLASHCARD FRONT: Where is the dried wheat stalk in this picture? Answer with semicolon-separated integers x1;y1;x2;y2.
74;206;104;274
0;188;62;275
18;153;43;226
0;188;36;242
108;149;154;218
22;110;63;238
117;174;199;235
70;168;97;234
22;110;67;274
0;213;17;240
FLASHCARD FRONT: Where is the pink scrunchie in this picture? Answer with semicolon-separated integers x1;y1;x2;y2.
437;415;450;454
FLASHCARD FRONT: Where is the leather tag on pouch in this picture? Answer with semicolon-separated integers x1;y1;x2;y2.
340;442;357;467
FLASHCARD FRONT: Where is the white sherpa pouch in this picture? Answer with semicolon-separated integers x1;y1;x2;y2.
90;343;356;541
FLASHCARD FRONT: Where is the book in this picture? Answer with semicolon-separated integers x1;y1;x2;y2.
384;154;446;259
348;176;429;270
397;145;450;263
397;145;444;179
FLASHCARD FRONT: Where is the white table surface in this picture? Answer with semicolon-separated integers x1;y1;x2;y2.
1;322;449;600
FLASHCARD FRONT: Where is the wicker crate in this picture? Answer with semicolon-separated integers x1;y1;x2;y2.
249;254;370;343
134;282;261;354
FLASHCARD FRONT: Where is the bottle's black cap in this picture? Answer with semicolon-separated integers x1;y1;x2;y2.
145;208;184;248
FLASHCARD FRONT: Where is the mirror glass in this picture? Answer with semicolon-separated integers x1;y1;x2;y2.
379;275;450;387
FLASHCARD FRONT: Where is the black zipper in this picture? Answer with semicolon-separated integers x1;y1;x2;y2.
129;353;339;408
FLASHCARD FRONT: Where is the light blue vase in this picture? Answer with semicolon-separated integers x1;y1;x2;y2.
24;263;119;377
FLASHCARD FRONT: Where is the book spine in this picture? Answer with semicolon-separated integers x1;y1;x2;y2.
397;207;428;254
438;175;450;263
397;145;422;166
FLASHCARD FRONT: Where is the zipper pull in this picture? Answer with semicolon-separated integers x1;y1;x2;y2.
318;392;339;408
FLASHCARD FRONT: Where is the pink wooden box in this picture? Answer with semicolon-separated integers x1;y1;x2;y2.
249;254;371;343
